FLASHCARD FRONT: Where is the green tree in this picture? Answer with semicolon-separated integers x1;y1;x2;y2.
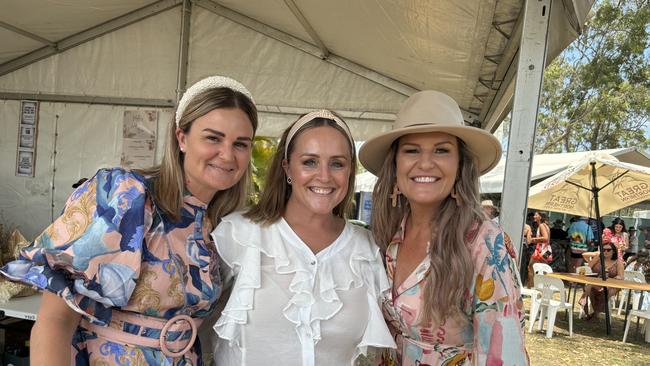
249;136;278;203
536;0;649;153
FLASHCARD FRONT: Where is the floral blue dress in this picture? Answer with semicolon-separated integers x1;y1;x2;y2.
1;168;221;365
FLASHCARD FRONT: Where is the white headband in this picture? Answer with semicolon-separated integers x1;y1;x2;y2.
175;76;254;127
284;110;354;160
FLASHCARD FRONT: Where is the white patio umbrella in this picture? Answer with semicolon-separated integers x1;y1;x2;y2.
528;153;650;217
528;152;650;334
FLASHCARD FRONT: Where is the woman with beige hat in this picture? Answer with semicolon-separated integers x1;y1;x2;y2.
360;90;527;365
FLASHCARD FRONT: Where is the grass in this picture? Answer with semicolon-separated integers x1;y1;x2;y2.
525;288;650;365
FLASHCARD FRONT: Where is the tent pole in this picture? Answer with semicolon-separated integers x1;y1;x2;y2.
500;0;552;263
591;161;611;334
175;0;192;102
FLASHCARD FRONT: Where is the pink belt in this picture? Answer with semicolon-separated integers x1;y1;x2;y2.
81;311;203;358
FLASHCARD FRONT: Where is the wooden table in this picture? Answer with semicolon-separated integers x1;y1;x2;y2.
547;272;650;336
547;273;650;292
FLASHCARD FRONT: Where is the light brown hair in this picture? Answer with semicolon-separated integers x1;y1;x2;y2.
370;138;483;326
245;115;356;225
138;87;258;226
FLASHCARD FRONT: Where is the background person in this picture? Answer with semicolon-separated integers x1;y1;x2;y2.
1;76;258;365
211;110;395;365
607;217;629;263
520;212;537;286
626;226;639;262
360;90;527;365
550;218;567;240
580;244;624;320
567;216;594;273
481;199;499;223
527;211;551;287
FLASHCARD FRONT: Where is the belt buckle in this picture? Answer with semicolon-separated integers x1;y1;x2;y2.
159;314;197;358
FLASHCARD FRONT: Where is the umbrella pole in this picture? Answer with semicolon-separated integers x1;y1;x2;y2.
591;161;611;335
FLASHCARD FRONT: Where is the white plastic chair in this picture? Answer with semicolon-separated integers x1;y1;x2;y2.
533;262;553;275
618;271;646;315
623;309;650;343
528;274;573;338
514;263;541;320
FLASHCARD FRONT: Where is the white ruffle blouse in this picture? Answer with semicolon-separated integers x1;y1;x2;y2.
211;212;395;366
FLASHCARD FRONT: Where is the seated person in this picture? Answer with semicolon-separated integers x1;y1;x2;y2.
579;244;624;320
626;250;650;310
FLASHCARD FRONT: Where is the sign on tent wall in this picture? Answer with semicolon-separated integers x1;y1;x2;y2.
15;100;38;177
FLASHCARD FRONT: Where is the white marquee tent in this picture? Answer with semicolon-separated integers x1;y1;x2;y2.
480;147;650;193
0;0;594;239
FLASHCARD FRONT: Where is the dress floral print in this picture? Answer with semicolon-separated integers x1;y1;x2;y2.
380;218;528;366
1;168;221;365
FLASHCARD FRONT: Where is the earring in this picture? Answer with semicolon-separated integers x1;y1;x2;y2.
450;185;460;206
180;147;185;152
391;183;401;208
287;177;293;184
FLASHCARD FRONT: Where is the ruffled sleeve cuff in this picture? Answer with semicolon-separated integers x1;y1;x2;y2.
351;227;396;362
0;168;149;325
211;212;261;346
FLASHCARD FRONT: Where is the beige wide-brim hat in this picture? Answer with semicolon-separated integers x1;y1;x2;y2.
359;90;502;176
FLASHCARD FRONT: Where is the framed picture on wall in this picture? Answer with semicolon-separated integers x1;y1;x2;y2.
16;100;39;177
16;150;34;177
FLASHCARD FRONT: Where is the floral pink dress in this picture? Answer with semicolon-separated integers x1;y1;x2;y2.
380;219;528;366
1;168;221;365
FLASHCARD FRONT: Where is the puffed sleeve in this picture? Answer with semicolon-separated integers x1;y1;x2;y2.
470;222;529;366
0;168;150;326
351;227;397;361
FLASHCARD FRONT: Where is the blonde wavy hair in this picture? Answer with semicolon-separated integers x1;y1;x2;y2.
138;88;258;227
245;115;356;225
370;138;483;326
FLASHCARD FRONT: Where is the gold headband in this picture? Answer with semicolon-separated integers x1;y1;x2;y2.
283;110;354;160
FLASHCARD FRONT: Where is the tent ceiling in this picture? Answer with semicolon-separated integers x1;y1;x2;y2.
0;0;593;129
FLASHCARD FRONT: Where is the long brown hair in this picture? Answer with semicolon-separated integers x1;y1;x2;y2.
370;138;483;326
245;115;356;225
138;87;258;226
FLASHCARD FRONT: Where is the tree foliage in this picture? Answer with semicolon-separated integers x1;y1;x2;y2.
249;136;278;203
536;0;649;153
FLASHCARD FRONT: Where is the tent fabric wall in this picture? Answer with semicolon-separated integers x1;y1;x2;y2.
0;8;181;99
0;6;404;239
189;7;406;114
0;99;172;239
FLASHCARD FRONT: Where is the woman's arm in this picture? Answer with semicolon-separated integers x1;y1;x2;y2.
31;292;81;366
587;252;601;268
531;223;550;243
615;259;625;279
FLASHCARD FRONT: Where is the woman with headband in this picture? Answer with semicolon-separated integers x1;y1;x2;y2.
211;111;395;365
359;91;527;365
1;76;257;365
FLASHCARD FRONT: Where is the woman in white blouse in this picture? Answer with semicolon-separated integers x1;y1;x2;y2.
211;110;395;365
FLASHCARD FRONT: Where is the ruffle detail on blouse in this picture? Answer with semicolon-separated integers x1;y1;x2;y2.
211;212;395;360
